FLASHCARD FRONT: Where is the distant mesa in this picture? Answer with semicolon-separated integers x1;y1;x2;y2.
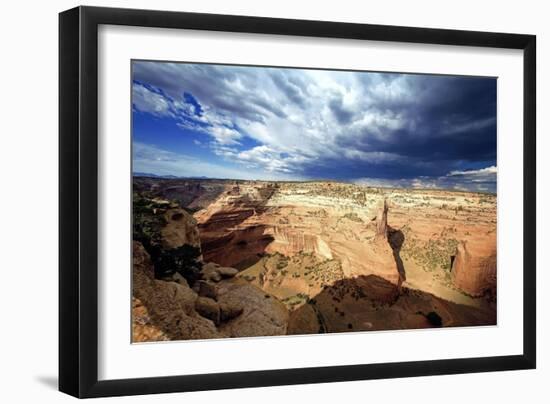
133;172;211;180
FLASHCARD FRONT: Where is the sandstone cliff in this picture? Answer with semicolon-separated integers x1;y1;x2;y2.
196;184;401;288
451;239;497;297
133;177;497;336
132;193;289;342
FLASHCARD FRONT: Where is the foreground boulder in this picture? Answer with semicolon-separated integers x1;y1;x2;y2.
161;208;202;249
220;301;244;322
202;262;239;282
217;281;289;337
197;280;218;300
132;241;220;341
195;297;220;325
132;241;289;341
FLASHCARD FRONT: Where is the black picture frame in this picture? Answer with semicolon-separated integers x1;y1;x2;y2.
59;5;536;398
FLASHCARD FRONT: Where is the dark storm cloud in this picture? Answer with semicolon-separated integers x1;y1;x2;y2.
329;96;355;124
132;61;497;191
333;74;497;177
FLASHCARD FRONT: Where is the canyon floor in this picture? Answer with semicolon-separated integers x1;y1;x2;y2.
132;177;497;341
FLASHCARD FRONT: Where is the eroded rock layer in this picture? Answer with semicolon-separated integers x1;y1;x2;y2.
452;238;497;297
132;176;497;340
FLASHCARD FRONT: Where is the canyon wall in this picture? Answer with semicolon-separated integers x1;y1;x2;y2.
131;192;289;342
452;239;497;297
133;178;498;338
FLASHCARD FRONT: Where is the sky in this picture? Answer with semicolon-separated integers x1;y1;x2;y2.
132;61;497;193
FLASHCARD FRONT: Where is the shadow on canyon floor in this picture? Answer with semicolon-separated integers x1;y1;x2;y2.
288;274;497;335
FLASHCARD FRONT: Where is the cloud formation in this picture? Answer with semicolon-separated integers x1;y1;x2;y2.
132;61;497;192
355;166;497;192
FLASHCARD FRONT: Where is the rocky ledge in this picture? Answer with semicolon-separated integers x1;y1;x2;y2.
132;241;289;342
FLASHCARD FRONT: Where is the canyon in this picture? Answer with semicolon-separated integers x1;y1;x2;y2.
132;176;497;341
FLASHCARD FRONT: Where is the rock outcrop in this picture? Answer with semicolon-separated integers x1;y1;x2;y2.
451;239;497;297
161;208;201;250
132;239;289;341
195;297;220;325
202;262;239;281
134;177;498;336
217;282;289;337
132;241;220;341
197;280;218;300
194;184;276;267
332;199;400;287
375;199;389;240
132;297;169;342
197;187;400;287
266;227;333;259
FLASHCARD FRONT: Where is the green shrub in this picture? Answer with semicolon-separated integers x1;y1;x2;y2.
276;260;288;270
133;192;202;286
154;244;203;285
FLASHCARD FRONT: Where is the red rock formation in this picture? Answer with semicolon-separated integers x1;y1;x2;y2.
195;184;276;267
266;227;333;259
451;239;497;297
134;177;498;336
375;199;389;240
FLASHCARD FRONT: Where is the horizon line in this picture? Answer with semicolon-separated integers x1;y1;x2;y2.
132;172;496;195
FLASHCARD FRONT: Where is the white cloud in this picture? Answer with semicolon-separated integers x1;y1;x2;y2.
133;142;302;181
132;83;173;117
134;142;240;178
442;117;497;136
132;62;496;183
448;165;497;177
342;149;405;164
236;145;292;173
209;126;242;145
354;165;497;193
132;63;423;171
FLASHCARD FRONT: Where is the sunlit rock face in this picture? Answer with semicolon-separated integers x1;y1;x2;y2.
133;177;497;338
131;187;290;342
195;182;402;287
193;183;277;268
452;238;497;297
161;208;201;250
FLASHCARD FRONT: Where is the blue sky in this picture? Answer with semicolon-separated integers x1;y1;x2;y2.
132;61;497;192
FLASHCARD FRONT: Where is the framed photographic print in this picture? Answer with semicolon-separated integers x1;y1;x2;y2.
59;6;536;398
